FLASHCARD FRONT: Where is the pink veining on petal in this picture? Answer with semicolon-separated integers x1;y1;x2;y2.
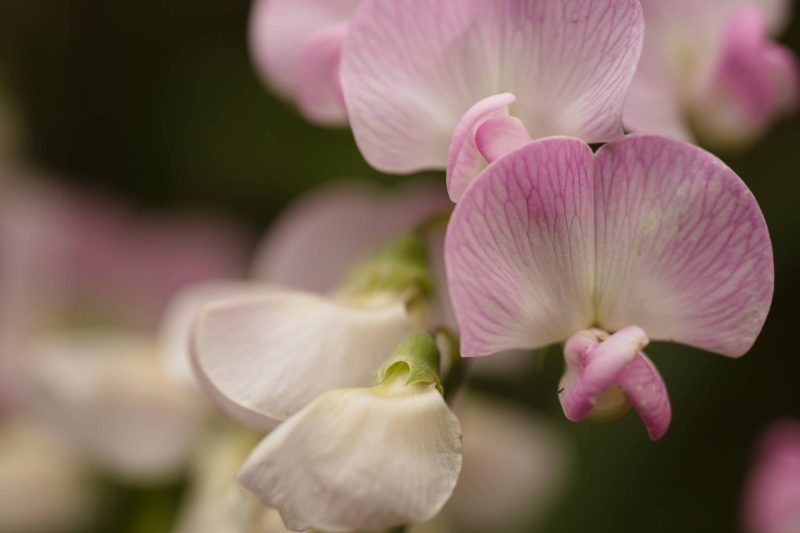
296;23;349;125
446;93;516;203
593;135;774;357
445;137;597;357
474;116;532;164
743;421;800;533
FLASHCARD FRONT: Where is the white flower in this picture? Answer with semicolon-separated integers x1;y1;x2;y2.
238;335;462;532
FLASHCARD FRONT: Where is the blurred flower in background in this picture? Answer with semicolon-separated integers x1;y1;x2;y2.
742;420;800;533
626;0;798;147
249;0;359;125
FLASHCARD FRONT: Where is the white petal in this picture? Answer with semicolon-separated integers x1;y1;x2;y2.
24;330;203;482
239;387;462;532
192;291;417;426
158;280;276;389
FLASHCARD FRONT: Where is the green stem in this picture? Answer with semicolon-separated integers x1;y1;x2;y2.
436;327;470;404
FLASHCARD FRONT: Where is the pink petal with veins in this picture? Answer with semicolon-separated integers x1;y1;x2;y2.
446;135;773;357
342;0;642;174
446;93;516;202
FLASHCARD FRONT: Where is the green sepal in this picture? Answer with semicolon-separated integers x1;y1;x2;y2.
373;332;443;394
343;233;434;301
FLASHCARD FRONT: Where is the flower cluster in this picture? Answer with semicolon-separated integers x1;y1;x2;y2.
29;0;780;532
167;0;791;531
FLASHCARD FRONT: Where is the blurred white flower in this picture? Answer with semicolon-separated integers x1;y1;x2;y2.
24;330;203;483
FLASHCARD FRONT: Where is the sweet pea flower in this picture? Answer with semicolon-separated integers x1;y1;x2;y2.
250;0;359;125
185;181;451;429
743;421;800;533
626;0;799;148
340;0;644;201
237;333;462;532
445;135;773;440
190;234;429;429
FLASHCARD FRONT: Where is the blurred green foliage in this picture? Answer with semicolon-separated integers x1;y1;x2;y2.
0;1;798;532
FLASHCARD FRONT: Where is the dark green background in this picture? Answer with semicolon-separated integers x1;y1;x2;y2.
1;1;798;532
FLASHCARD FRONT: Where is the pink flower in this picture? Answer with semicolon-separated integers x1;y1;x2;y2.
445;135;774;440
625;0;799;148
743;421;800;533
340;0;644;201
249;0;359;125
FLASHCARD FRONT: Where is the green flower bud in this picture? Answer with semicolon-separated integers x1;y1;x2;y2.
373;332;443;395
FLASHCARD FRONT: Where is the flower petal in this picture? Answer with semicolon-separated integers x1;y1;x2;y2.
249;0;358;124
559;327;647;422
342;0;643;174
628;0;797;144
252;181;449;292
239;387;462;532
192;291;417;426
691;8;800;146
617;352;671;441
24;331;202;482
445;137;596;357
622;74;693;141
593;135;773;356
159;281;274;389
296;23;349;125
446;93;516;203
474;116;532;164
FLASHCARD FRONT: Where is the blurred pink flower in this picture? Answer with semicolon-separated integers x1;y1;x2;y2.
249;0;359;125
743;421;800;533
445;135;773;440
340;0;644;201
626;0;798;148
252;180;449;293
